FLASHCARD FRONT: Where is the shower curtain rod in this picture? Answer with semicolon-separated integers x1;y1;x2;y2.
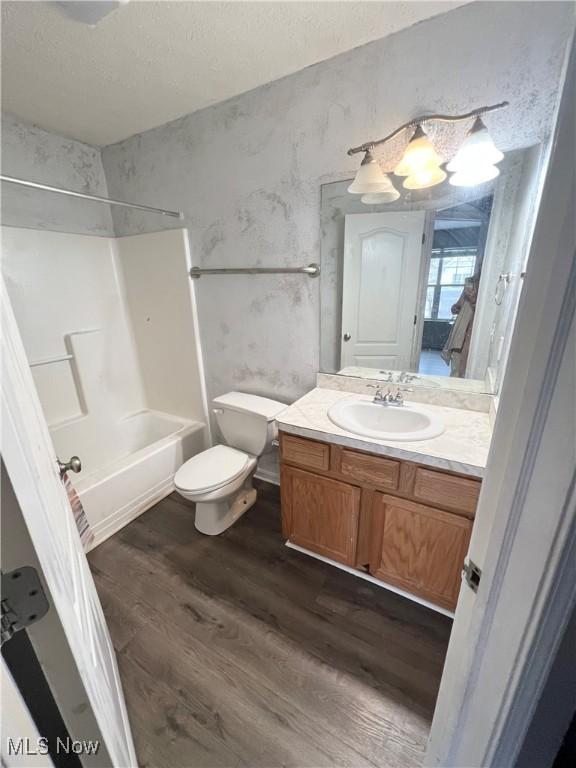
0;175;183;219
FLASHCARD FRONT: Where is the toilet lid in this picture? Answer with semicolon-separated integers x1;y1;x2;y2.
174;445;251;494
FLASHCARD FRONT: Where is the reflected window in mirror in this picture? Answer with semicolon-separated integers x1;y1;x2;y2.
420;196;493;378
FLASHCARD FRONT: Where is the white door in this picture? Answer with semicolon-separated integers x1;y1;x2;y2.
426;37;575;767
1;280;137;767
340;212;426;370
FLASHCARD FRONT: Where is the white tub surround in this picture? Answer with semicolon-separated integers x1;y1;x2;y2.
115;229;209;428
276;387;491;478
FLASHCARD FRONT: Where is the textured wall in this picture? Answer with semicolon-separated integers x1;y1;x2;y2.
101;2;573;405
1;112;114;235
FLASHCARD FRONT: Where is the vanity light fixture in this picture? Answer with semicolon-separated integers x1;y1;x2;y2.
403;166;448;190
361;189;400;204
393;124;447;190
347;101;509;198
347;149;396;195
402;166;448;189
447;116;504;187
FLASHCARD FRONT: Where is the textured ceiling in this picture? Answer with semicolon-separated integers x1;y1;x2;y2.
1;1;467;146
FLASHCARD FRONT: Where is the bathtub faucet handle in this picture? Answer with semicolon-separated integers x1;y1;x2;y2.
58;456;82;476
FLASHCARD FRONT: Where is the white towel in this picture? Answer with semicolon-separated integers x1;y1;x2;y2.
63;473;94;550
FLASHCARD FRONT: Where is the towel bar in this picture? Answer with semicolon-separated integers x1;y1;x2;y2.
189;263;320;279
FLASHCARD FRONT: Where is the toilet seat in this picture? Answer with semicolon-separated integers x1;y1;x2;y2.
174;444;252;495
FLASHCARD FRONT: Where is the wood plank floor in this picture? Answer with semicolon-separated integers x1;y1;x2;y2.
88;481;452;768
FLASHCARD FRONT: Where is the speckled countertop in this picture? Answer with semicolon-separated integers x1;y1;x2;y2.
276;387;493;478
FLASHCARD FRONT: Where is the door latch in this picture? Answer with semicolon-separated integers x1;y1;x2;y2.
1;567;49;646
463;559;482;593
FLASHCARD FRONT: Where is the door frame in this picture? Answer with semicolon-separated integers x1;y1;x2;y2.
410;211;435;371
425;33;576;766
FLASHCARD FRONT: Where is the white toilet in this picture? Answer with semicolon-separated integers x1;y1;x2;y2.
174;392;286;535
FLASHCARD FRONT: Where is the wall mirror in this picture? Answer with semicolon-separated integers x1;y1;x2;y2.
319;145;544;394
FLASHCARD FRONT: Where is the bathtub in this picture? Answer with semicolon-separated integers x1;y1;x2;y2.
50;409;206;549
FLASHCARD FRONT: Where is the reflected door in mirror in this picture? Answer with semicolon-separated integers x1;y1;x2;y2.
341;211;426;371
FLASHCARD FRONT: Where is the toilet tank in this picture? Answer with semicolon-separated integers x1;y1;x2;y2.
212;392;287;456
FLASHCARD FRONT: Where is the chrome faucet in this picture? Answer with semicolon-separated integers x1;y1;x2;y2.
398;371;419;384
367;385;405;406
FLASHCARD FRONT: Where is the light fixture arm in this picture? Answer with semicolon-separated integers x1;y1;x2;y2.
346;101;509;156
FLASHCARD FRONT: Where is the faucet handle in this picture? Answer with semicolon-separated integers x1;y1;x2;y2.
367;384;385;402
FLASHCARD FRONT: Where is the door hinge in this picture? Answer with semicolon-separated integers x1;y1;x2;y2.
462;559;482;593
1;567;49;646
413;314;417;325
422;232;426;244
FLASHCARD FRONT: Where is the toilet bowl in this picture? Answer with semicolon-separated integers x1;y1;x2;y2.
174;392;286;535
174;444;258;535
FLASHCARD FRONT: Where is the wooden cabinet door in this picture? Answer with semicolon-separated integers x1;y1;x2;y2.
369;494;472;610
281;465;361;566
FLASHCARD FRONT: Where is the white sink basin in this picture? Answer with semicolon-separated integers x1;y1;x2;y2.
328;399;445;442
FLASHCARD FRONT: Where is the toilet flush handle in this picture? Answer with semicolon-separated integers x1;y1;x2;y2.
212;408;224;415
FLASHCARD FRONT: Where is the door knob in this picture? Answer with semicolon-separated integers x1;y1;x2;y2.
343;333;351;342
58;456;82;475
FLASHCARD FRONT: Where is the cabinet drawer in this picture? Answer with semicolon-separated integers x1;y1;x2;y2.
280;434;330;472
337;448;400;491
413;467;480;516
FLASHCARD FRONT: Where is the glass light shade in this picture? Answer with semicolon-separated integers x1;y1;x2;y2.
449;164;500;187
447;118;504;173
394;126;443;177
348;151;391;194
361;187;400;204
403;166;447;190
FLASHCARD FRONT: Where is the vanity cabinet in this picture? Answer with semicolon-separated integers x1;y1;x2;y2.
369;494;472;610
280;465;360;566
279;432;479;611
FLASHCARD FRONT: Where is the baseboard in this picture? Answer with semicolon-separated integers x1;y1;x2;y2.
254;467;280;485
87;476;175;551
